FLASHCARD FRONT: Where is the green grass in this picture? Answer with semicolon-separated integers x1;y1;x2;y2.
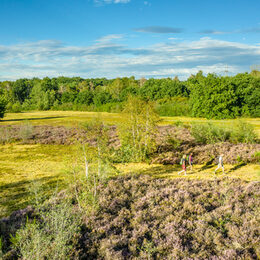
0;144;81;217
0;111;259;217
116;163;260;181
1;111;260;136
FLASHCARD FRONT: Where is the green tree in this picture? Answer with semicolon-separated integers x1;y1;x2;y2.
0;95;7;118
119;96;159;162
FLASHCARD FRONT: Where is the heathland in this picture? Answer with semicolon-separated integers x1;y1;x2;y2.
0;73;260;259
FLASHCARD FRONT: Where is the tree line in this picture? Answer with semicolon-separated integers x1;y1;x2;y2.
0;70;259;119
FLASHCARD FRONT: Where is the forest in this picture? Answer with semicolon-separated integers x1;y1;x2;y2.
0;70;259;119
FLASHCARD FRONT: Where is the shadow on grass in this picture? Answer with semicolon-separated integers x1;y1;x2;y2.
198;158;215;172
228;162;247;173
0;176;65;217
136;165;180;178
1;116;66;122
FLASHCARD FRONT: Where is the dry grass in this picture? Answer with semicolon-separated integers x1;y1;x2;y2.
1;111;260;136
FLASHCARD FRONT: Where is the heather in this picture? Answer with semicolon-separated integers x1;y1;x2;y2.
82;175;260;259
1;175;260;259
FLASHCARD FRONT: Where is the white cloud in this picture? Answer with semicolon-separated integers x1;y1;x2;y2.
94;0;130;4
0;36;260;80
96;34;124;43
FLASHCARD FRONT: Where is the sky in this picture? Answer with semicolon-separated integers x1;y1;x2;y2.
0;0;260;80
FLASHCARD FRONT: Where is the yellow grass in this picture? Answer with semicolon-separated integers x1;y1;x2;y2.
116;163;260;182
0;144;80;217
0;111;259;217
0;142;259;217
1;111;260;136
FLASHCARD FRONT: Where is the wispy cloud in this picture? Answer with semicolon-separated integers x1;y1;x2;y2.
0;36;260;80
200;27;260;35
200;30;227;35
96;34;124;43
94;0;130;4
133;26;183;34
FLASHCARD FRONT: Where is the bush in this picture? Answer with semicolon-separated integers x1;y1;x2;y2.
191;123;231;144
0;95;7;119
254;151;260;163
155;97;191;117
82;175;260;259
230;121;257;144
191;121;257;144
11;200;81;259
19;122;33;142
11;102;22;113
0;127;12;144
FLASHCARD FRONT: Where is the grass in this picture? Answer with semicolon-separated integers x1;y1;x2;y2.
116;163;260;181
1;111;260;137
0;144;80;217
0;111;259;217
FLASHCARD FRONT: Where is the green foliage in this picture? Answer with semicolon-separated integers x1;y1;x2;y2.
0;237;3;259
10;102;22;113
230;120;257;144
11;200;81;260
254;151;260;163
191;123;231;144
0;73;259;118
155;97;191;116
188;72;260;119
167;136;182;149
0;95;7;118
119;96;159;162
191;121;257;144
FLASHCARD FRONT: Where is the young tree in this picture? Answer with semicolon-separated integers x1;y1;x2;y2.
119;96;159;162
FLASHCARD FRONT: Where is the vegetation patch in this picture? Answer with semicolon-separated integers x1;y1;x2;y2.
81;175;260;259
0;144;78;217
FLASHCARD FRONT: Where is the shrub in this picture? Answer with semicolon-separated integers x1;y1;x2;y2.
0;237;3;259
11;200;81;260
0;127;12;144
82;175;260;259
155;97;191;117
19;122;33;142
230;121;257;144
167;136;182;149
0;95;7;119
11;102;22;113
254;151;260;163
191;123;231;144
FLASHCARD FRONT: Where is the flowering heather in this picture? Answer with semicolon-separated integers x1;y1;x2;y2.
81;175;260;259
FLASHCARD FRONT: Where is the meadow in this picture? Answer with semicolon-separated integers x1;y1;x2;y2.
2;110;260;136
0;110;260;259
0;111;259;217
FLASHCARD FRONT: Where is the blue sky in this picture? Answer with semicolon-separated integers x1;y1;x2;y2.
0;0;260;80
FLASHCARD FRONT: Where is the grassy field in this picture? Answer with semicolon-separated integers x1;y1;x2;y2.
1;143;259;217
1;111;260;136
0;144;81;216
0;111;260;217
